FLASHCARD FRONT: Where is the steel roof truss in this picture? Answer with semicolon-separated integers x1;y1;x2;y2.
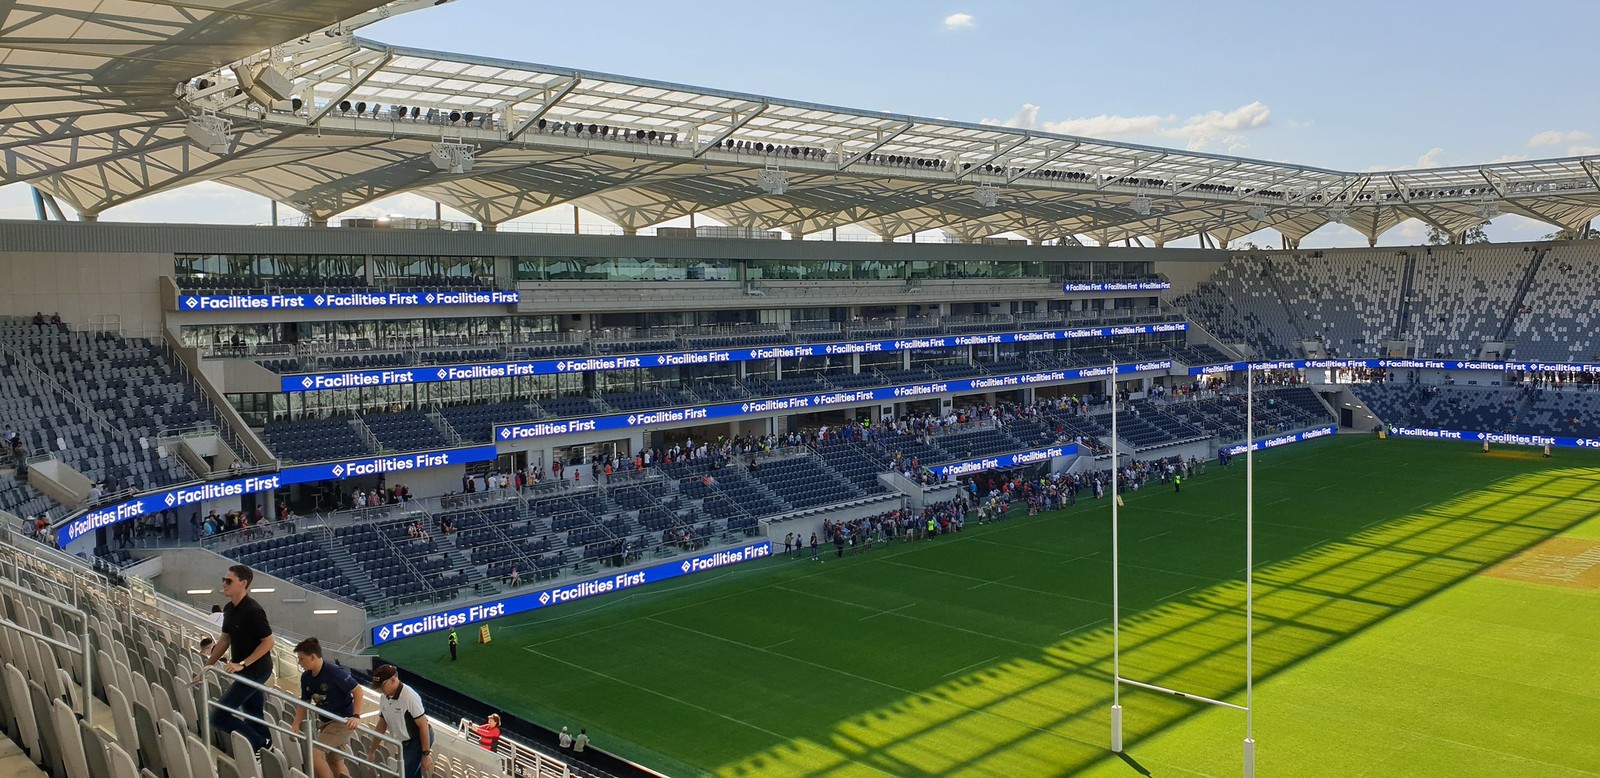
953;134;1032;182
506;76;581;143
691;101;769;159
839;121;915;171
305;50;394;127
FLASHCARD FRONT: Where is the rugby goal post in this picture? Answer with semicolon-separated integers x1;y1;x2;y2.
1109;362;1256;776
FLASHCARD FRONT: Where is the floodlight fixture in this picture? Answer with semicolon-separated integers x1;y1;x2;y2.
185;114;232;154
1324;206;1349;224
1130;195;1153;216
430;140;476;174
1247;204;1268;222
756;166;790;195
1475;199;1500;222
973;184;1001;209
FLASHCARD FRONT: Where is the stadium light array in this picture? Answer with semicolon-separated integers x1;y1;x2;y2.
973;184;1001;209
1247;204;1269;222
430;140;476;174
756;166;790;195
1476;200;1500;222
185;114;232;154
1130;195;1153;216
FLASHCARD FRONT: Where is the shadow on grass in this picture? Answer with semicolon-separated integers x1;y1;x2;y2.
708;458;1600;777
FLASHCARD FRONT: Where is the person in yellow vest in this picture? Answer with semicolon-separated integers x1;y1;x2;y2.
448;627;458;661
926;516;937;537
1173;473;1182;493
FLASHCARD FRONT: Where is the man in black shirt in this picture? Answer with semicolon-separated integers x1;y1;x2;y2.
200;564;275;751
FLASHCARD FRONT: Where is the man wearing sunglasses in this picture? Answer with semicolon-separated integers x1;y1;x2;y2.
199;564;276;752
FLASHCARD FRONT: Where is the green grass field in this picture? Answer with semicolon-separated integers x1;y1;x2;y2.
379;435;1600;777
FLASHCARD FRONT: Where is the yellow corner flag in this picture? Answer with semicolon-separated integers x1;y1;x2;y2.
478;625;492;644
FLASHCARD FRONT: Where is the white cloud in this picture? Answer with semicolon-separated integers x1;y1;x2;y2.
1361;148;1448;172
1527;130;1590;147
943;13;974;29
1567;144;1600;157
1489;153;1526;164
1413;147;1446;169
1166;102;1271;140
980;101;1270;151
1045;112;1169;138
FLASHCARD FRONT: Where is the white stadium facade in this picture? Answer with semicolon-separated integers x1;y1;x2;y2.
2;1;1600;777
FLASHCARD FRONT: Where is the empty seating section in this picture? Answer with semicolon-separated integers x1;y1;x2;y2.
532;395;606;418
606;388;696;411
746;375;828;396
1354;383;1600;439
438;400;538;442
597;338;675;354
749;456;864;510
260;416;372;463
1178;246;1600;363
417;346;501;365
335;518;466;605
1411;246;1527;357
179;274;367;292
1272;252;1405;355
317;350;408;370
1521;390;1600;437
230;532;359;601
816;437;894;492
1509;244;1600;361
1162;387;1331;441
0;322;211;495
1176;256;1298;358
509;342;585;359
361;409;450;451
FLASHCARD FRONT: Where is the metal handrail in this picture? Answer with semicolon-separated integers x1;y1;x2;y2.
0;576;91;724
200;664;405;778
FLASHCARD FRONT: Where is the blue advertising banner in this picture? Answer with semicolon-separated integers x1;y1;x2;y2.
1219;425;1338;456
179;290;520;311
1187;358;1600;376
280;322;1190;392
370;541;774;645
494;362;1174;442
1384;427;1600;449
1063;281;1172;293
56;444;499;547
932;444;1079;478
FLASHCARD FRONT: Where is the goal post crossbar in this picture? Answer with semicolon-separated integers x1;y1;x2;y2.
1114;675;1249;712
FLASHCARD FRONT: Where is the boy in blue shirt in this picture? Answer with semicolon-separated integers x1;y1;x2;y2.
291;637;363;778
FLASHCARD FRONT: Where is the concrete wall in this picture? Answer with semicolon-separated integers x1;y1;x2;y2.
1154;258;1227;300
0;250;168;335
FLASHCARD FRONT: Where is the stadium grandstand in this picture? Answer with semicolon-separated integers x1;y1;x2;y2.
2;1;1600;776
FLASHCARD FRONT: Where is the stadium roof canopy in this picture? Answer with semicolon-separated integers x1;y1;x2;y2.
5;0;1600;246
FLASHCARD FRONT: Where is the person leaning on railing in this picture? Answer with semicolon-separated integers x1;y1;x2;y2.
469;713;502;751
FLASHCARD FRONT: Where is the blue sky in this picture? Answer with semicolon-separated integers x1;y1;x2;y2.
4;0;1596;246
